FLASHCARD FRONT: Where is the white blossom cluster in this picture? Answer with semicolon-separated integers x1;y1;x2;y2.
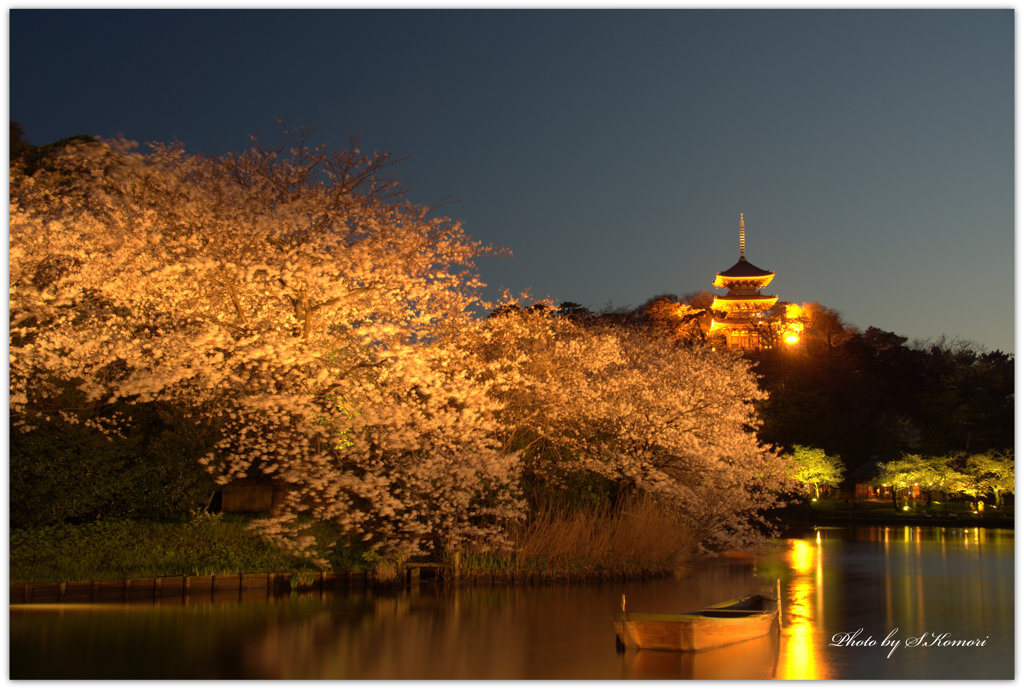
479;307;793;549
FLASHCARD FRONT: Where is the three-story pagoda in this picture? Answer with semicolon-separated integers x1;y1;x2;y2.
709;213;778;349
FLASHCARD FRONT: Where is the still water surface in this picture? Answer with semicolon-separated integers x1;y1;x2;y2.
10;525;1013;679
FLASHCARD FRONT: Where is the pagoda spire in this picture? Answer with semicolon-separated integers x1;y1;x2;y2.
739;212;746;260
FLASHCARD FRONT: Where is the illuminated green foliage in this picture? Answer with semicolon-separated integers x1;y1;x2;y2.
876;451;1014;509
788;445;844;500
965;450;1015;506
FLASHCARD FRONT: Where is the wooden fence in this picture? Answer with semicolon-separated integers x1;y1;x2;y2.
10;564;455;605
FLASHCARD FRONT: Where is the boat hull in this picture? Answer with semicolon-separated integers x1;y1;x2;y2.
614;594;777;652
619;634;781;679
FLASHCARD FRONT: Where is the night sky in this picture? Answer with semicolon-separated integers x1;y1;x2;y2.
9;9;1015;353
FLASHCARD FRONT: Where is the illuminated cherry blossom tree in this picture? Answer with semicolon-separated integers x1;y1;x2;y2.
11;129;793;562
10;130;521;562
477;306;792;549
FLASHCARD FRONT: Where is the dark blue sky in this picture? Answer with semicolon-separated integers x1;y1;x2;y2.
10;9;1014;352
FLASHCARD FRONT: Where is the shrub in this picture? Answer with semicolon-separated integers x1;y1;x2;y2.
9;514;322;582
10;401;218;527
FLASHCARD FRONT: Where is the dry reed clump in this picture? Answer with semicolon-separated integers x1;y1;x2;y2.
372;559;400;583
457;494;695;581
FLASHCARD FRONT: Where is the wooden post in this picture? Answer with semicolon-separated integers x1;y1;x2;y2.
776;579;783;630
92;580;98;602
59;581;66;603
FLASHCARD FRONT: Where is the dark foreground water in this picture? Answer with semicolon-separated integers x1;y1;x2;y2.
10;525;1013;679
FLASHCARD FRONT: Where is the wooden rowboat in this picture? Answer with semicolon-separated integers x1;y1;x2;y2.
614;593;778;652
619;633;781;679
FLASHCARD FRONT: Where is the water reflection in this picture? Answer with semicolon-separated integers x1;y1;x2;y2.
239;587;541;679
619;634;780;679
10;526;1013;680
766;525;1013;680
777;537;825;679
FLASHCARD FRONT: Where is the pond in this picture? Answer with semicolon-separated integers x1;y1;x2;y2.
9;525;1013;679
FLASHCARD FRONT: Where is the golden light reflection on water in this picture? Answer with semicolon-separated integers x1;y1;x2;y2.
777;536;827;680
772;526;1014;680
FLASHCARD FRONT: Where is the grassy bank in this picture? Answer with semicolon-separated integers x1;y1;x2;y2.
9;514;327;583
11;496;698;585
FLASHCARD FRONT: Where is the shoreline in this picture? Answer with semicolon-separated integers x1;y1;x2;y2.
9;563;670;606
12;517;1012;605
784;514;1014;530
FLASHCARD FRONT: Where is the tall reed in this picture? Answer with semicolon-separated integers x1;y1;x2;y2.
456;494;694;581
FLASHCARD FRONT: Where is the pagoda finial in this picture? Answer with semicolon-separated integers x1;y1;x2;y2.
739;212;746;260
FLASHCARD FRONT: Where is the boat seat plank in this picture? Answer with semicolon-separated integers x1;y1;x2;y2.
701;609;764;613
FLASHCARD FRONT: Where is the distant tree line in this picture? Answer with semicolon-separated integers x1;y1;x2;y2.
752;327;1012;465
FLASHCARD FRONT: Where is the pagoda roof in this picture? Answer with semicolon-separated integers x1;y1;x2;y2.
711;294;778;303
716;258;774;279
